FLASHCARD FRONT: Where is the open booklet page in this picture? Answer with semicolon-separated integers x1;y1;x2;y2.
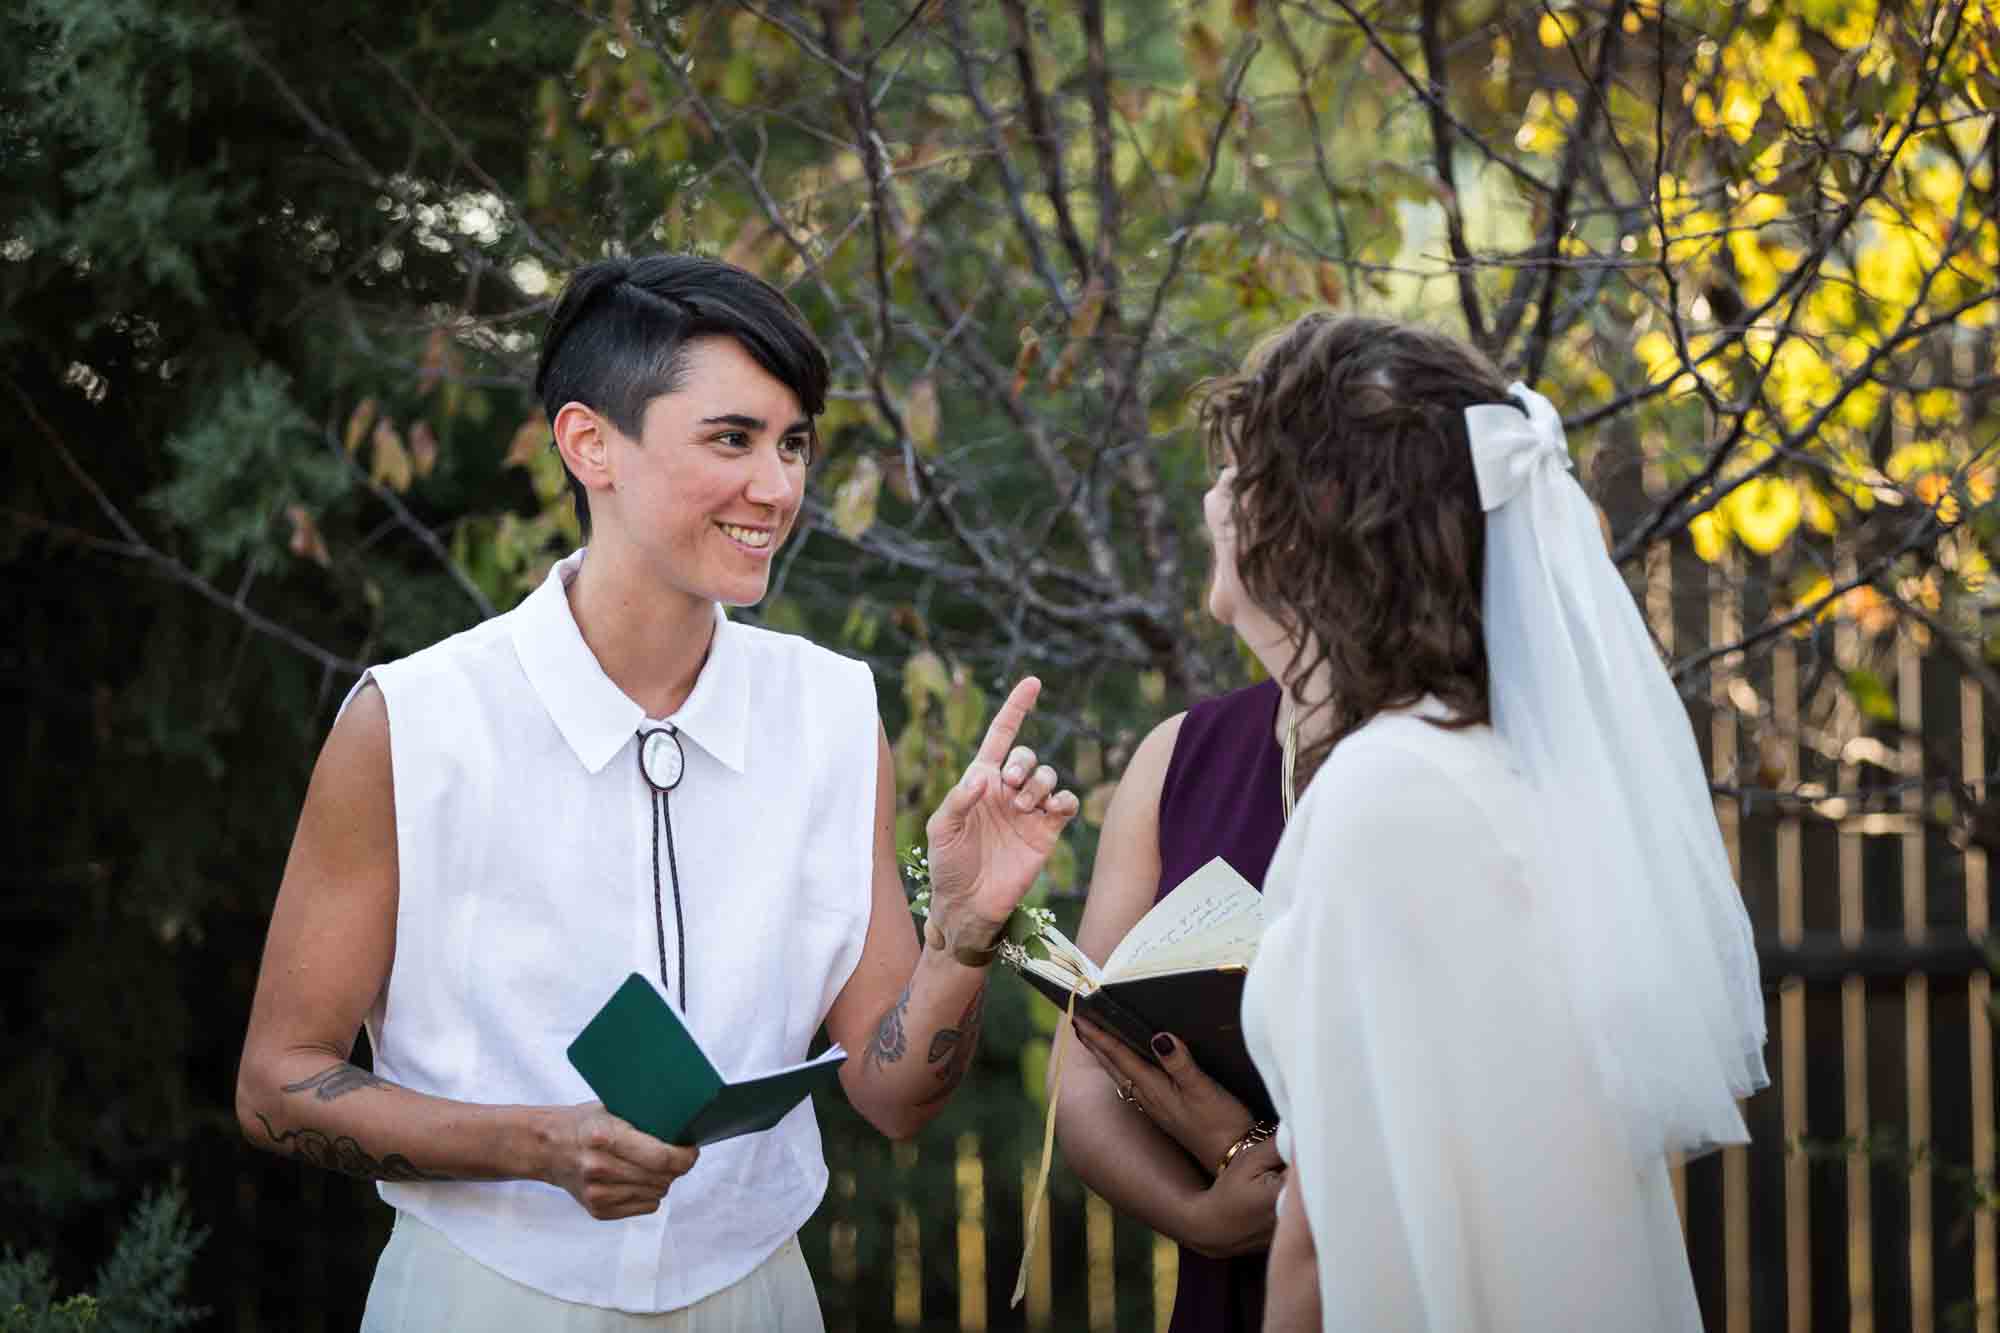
1104;856;1262;978
1022;856;1264;994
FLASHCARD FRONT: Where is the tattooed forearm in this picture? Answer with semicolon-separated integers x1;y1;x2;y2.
254;1113;449;1182
916;983;986;1106
864;983;913;1074
283;1063;388;1102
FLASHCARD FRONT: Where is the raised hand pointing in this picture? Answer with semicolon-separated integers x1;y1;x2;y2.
923;677;1080;962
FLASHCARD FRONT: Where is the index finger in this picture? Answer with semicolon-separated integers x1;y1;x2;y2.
973;677;1042;767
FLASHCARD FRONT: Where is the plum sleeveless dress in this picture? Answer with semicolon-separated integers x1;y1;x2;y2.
1153;679;1286;1333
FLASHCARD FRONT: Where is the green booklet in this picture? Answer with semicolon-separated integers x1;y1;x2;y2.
566;972;847;1147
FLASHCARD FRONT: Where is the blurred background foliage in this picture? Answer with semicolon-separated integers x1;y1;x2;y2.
4;0;1997;1326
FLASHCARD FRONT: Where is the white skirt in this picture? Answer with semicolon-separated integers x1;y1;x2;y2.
360;1211;826;1332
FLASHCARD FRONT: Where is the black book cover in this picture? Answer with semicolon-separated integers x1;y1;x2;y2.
1020;964;1273;1122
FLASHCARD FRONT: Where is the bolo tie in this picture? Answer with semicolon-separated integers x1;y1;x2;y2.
637;725;688;1013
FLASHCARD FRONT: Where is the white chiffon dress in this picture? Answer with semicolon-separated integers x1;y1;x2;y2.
1241;700;1706;1331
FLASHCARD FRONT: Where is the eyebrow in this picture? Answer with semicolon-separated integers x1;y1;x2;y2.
697;413;813;435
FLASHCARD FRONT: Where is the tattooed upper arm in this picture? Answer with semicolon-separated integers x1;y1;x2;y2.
863;983;913;1075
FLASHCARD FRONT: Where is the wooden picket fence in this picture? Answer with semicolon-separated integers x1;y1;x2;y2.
1664;555;1996;1333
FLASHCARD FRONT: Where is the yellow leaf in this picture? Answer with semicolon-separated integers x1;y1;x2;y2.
371;419;414;492
831;455;883;539
1689;510;1729;563
1082;782;1117;827
904;378;940;455
903;649;951;710
505;416;547;469
1887;440;1949;481
1724;476;1801;556
1260;195;1280;222
409;421;439;479
1788;574;1835;624
286;504;330;567
1634;329;1679;385
1719;85;1760;144
344;398;378;454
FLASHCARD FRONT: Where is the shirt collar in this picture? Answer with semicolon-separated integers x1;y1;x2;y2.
509;550;750;776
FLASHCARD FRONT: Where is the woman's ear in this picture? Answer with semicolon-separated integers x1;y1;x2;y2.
552;402;614;493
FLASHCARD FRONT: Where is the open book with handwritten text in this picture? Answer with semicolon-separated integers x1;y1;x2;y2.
1018;856;1273;1120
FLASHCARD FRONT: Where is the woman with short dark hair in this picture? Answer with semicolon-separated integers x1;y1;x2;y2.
236;253;1081;1330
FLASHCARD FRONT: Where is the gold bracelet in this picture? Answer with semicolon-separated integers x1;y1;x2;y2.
925;919;1001;969
1214;1120;1277;1177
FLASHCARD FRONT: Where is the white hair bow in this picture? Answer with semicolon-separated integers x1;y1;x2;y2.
1466;382;1572;512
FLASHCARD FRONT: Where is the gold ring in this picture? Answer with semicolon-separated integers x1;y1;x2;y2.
1115;1080;1136;1104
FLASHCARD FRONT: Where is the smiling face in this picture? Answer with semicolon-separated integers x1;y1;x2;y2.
561;335;813;610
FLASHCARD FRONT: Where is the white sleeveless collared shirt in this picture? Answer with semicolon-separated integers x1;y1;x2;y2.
352;548;879;1313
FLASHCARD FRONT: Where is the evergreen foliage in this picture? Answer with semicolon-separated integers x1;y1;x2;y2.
0;1185;205;1333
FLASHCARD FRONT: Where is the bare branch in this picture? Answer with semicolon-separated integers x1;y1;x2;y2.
1417;0;1487;347
7;376;367;678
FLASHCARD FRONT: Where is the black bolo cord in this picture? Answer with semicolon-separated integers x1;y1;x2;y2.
639;726;689;1013
659;790;687;1012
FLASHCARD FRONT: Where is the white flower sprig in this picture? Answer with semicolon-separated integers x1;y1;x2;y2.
902;846;1057;971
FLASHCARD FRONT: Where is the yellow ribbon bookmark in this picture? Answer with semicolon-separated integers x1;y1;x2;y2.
1012;991;1076;1308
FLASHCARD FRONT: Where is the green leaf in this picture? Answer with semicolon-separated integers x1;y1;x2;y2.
903;650;950;711
904;378;940;455
1037;838;1077;895
942;673;986;747
840;598;880;651
1844;668;1897;724
721;53;756;104
1020;1037;1052;1107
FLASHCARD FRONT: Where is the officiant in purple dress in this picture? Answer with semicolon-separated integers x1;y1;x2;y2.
1051;567;1296;1327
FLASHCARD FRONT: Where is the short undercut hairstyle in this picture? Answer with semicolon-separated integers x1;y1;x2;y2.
533;254;831;538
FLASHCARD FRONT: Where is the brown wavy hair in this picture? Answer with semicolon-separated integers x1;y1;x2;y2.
1196;312;1517;779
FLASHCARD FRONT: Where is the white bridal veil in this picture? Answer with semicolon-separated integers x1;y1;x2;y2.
1466;384;1769;1160
1237;382;1764;1328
